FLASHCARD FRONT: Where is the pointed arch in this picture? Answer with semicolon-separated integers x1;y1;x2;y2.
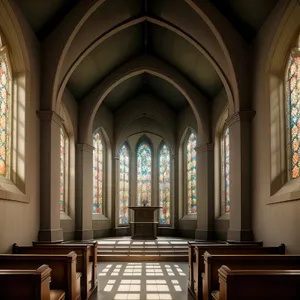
0;35;12;178
158;141;171;225
92;129;104;214
221;126;230;213
286;35;300;180
136;136;153;206
60;124;69;213
186;129;197;214
119;141;130;225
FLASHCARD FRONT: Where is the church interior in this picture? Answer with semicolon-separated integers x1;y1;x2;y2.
0;0;300;299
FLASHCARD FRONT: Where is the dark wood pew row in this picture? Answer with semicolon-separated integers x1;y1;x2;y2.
33;240;98;296
0;252;80;300
14;243;96;300
214;266;300;300
203;253;300;300
0;264;65;300
190;243;285;299
188;241;262;297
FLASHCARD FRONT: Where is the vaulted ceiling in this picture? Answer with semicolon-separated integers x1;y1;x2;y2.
14;0;279;113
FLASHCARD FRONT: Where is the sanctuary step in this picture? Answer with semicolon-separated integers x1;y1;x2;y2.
96;237;190;262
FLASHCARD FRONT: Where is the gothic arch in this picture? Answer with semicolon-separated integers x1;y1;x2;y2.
78;55;209;146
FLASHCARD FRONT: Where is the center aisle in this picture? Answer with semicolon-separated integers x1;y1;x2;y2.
90;261;190;300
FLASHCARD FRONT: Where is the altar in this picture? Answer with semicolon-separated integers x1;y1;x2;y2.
128;206;161;239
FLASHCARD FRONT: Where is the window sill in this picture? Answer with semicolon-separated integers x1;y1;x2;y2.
269;177;300;204
92;213;109;221
180;214;197;221
216;213;230;221
60;212;72;220
0;180;29;203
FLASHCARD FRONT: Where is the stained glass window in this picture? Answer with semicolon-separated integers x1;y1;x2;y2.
119;144;130;225
0;48;11;177
60;127;67;212
159;144;171;225
137;142;152;206
93;132;103;213
222;127;230;213
287;49;300;179
187;132;197;214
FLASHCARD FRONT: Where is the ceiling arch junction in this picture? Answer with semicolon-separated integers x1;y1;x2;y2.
13;0;280;129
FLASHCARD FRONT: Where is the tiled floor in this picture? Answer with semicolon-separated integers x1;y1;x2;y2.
90;261;190;300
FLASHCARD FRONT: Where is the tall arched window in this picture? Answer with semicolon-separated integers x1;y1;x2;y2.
286;44;300;179
0;37;11;178
137;141;152;206
93;131;103;214
119;143;130;225
159;144;171;225
187;132;197;214
60;126;69;212
221;127;230;213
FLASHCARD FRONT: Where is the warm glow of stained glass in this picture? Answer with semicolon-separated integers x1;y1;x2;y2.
287;50;300;179
93;132;103;213
0;50;11;177
224;128;230;212
159;144;171;225
60;127;66;212
187;132;197;214
137;142;151;206
119;144;130;225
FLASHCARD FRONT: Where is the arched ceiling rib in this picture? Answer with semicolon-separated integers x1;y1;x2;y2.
67;21;222;108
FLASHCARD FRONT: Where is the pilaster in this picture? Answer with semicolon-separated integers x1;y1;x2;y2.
195;143;214;240
37;110;64;242
226;110;256;242
75;143;94;240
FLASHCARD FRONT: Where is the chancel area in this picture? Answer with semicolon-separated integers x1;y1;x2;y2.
0;0;300;299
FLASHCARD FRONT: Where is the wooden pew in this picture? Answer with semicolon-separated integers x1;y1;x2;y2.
0;252;80;300
14;243;95;300
0;264;65;300
203;253;300;300
190;243;284;299
33;240;98;296
215;266;300;300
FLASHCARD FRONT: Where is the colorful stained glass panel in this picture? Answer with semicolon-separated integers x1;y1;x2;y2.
159;144;171;225
187;133;197;214
119;144;130;225
137;142;152;206
60;128;65;212
287;52;300;179
93;132;103;213
0;51;10;177
224;128;230;212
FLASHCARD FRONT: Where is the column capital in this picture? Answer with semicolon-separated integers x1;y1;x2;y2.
195;143;213;153
76;143;94;153
37;110;64;126
114;156;120;161
226;110;256;127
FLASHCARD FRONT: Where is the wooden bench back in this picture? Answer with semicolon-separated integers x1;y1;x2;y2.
31;242;98;299
204;253;300;300
0;252;77;300
0;264;52;300
190;244;285;299
218;266;300;300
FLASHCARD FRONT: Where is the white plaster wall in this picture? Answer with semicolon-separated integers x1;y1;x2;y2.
252;0;300;252
0;0;40;252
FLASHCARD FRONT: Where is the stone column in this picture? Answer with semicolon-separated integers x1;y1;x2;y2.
195;143;214;240
37;110;63;242
114;156;120;228
75;143;94;240
226;111;256;242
